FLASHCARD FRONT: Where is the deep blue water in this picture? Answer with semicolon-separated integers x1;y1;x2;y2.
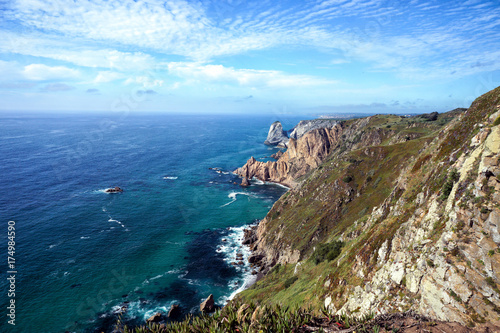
0;113;308;332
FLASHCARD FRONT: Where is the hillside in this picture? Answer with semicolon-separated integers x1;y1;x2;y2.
238;87;500;328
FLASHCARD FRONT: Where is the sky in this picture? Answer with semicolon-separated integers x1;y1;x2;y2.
0;0;499;114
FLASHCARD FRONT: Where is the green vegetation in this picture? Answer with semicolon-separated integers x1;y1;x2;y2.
116;301;380;333
493;116;500;126
485;277;500;294
440;168;460;201
312;240;343;264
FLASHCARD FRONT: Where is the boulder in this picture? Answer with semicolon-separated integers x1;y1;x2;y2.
146;312;163;323
200;294;216;313
248;254;264;264
167;304;182;320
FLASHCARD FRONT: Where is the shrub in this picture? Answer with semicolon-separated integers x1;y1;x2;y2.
440;168;460;201
312;240;343;264
343;175;353;183
284;276;298;289
493;116;500;126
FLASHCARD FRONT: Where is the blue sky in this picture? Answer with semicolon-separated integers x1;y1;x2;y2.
0;0;499;114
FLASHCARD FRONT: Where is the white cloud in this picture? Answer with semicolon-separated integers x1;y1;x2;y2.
124;76;164;88
0;32;157;71
167;62;337;88
0;0;499;84
94;71;125;83
22;64;80;81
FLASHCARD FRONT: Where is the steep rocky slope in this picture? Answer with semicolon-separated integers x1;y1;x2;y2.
238;88;500;329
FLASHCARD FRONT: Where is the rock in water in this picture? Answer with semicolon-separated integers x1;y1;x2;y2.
200;294;216;313
146;312;163;323
167;304;182;320
241;177;251;187
264;121;289;147
105;186;123;193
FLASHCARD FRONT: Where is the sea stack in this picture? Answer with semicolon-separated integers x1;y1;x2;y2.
264;121;289;147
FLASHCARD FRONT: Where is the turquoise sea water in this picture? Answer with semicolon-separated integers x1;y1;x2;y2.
0;113;307;332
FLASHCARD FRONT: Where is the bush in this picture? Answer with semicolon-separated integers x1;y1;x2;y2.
284;276;298;289
493;116;500;126
440;168;460;201
343;176;353;183
312;240;343;264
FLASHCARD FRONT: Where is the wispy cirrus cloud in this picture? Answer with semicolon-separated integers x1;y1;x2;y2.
3;0;499;78
0;0;499;112
166;62;339;88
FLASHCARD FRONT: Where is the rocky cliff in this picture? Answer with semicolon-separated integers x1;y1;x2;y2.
238;87;500;330
263;119;340;148
235;125;343;187
289;119;339;140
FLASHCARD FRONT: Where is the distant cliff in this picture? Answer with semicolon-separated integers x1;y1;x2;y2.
236;125;342;187
263;119;340;148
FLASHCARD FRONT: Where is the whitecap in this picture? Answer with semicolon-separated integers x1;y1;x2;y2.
48;242;62;249
150;274;163;280
108;217;126;228
80;236;90;239
216;224;260;304
251;177;290;189
220;192;255;208
163;176;178;180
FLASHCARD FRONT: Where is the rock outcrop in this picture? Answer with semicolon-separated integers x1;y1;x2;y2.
200;294;216;313
146;312;163;323
289;119;339;140
264;121;289;147
167;304;182;320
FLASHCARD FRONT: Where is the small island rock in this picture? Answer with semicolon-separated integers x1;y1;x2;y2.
105;186;123;193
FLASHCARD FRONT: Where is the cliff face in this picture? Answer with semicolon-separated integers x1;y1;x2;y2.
289;119;339;140
235;125;343;187
239;87;500;328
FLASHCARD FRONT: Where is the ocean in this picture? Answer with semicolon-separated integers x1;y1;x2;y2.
0;112;307;332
